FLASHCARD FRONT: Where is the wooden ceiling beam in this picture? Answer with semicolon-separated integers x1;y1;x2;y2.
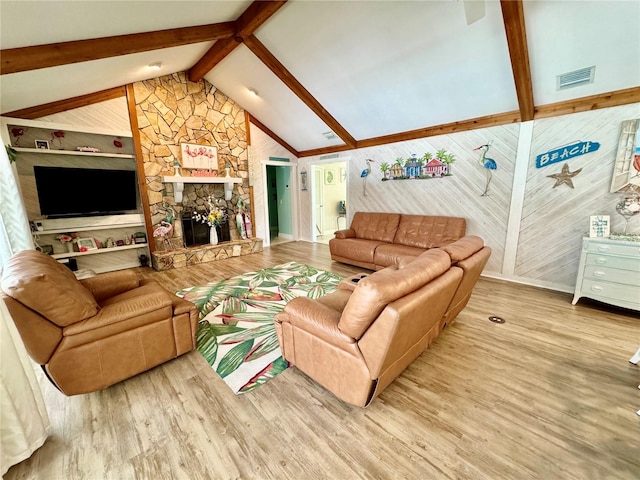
244;35;357;148
1;23;235;75
247;113;300;157
2;86;126;119
189;1;287;81
500;0;535;122
534;87;640;119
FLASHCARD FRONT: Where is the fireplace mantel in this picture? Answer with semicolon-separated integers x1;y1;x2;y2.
162;175;242;202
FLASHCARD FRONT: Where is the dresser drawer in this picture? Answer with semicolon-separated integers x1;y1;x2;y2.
585;241;640;257
585;253;640;271
581;279;640;305
583;265;640;287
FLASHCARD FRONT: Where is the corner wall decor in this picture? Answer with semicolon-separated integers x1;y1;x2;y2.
546;163;583;189
380;150;455;182
535;140;600;169
610;119;640;192
300;168;308;191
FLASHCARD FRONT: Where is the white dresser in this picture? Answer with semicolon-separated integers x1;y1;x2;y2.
572;237;640;311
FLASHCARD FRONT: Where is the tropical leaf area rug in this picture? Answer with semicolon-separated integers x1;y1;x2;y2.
175;262;343;394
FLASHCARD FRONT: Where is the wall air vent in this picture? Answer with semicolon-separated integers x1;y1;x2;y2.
319;153;339;160
557;66;595;90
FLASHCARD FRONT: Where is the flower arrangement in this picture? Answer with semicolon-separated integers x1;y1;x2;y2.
56;232;77;243
194;195;227;227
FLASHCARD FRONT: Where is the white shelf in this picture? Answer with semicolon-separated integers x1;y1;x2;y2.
14;147;134;159
37;222;145;235
52;243;148;259
161;175;242;184
162;175;241;202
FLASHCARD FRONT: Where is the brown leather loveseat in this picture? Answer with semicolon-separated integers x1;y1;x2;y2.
329;211;466;270
274;236;491;407
1;250;198;396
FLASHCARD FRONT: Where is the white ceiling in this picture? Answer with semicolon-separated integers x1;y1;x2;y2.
1;1;638;153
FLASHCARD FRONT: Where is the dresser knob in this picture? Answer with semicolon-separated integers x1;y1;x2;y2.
591;285;604;292
595;258;607;264
593;270;606;277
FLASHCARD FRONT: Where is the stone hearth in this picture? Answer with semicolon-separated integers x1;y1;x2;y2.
151;238;263;271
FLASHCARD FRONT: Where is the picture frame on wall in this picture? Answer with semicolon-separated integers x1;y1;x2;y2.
325;168;336;185
180;143;218;170
589;215;610;238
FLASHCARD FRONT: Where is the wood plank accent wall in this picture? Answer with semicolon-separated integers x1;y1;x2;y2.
515;103;640;290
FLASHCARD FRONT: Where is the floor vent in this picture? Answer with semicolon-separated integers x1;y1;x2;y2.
557;66;595;90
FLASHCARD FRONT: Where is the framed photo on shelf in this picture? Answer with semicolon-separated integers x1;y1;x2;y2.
35;140;49;150
76;238;98;251
325;168;336;185
589;215;610;238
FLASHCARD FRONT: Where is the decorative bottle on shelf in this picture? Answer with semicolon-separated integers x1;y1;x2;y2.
210;226;218;245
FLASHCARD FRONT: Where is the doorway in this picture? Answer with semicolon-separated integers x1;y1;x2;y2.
311;160;347;244
265;164;294;246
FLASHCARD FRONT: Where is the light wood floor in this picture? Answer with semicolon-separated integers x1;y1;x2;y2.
6;242;640;480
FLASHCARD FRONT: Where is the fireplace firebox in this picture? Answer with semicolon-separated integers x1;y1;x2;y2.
181;210;231;247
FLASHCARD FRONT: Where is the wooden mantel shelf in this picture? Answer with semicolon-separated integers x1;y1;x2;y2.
161;175;242;202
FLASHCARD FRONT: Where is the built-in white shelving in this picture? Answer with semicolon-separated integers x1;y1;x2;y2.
14;146;134;159
51;243;148;260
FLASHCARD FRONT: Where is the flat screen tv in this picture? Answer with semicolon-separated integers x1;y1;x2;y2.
34;166;138;218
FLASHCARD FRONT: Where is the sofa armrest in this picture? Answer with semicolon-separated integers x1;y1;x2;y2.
277;297;355;347
334;228;355;239
80;270;141;303
64;292;172;335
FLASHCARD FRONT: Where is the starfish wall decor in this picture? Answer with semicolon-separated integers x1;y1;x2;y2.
547;163;583;189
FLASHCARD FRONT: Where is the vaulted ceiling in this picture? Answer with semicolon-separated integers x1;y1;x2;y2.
1;1;639;157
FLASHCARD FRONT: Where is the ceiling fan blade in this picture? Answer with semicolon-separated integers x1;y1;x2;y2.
463;0;486;25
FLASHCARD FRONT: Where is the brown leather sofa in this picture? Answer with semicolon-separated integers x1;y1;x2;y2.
274;249;464;407
274;236;491;407
1;250;198;396
329;211;466;270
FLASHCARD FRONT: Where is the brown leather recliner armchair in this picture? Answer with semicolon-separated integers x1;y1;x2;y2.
274;249;463;407
1;250;198;396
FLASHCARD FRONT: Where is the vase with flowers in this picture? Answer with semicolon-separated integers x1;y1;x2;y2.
56;232;78;252
194;195;227;245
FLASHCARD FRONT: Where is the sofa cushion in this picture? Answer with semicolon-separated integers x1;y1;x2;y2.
373;243;425;268
441;235;484;262
393;215;466;249
329;238;385;265
1;250;99;327
339;249;451;339
350;212;401;243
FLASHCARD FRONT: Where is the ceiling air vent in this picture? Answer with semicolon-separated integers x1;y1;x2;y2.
322;131;337;140
557;66;595;90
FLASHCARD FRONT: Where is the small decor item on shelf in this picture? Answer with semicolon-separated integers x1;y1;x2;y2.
76;238;98;251
173;159;181;176
192;169;217;177
105;237;116;248
225;163;231;177
35;140;49;150
116;239;125;247
589;215;610;238
133;232;147;244
11;127;25;146
56;233;77;252
194;194;227;245
50;130;65;149
180;143;217;171
76;146;101;153
615;190;640;234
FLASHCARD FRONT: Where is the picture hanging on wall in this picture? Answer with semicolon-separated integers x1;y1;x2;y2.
325;168;336;185
180;143;217;170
